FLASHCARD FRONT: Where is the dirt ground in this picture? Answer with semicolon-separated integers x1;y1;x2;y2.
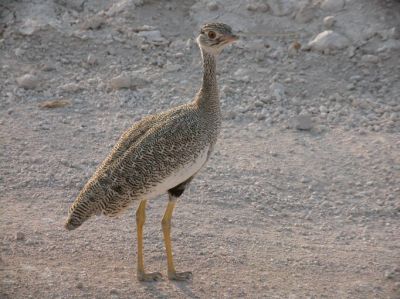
1;0;399;298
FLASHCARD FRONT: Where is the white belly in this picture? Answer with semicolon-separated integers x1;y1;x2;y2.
145;146;209;199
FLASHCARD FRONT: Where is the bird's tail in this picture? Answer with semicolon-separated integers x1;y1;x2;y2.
64;192;100;230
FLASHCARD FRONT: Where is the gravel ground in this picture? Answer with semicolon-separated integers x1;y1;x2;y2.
1;0;400;298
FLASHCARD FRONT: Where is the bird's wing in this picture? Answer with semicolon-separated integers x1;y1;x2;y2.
91;104;205;197
95;104;191;175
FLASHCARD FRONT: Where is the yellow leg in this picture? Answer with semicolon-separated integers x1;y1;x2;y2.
136;200;162;281
162;200;192;280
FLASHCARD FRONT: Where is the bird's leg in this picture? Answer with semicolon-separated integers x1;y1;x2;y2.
162;198;192;281
135;199;162;281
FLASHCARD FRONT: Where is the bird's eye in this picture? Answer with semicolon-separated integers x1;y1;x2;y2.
208;31;216;39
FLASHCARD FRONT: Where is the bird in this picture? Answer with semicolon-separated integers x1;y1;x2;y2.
65;22;238;281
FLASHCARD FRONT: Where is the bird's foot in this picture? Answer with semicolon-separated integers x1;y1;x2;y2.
137;271;163;282
168;271;192;281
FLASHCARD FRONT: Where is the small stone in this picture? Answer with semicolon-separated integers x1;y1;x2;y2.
320;0;345;11
247;2;269;13
308;30;350;52
76;282;84;289
361;54;379;64
270;82;285;101
87;54;98;65
207;1;219;11
16;74;40;89
60;83;83;93
16;232;25;241
295;3;315;23
41;63;56;72
137;30;167;44
323;16;335;29
294;114;313;130
15;48;25;56
81;15;106;30
110;73;131;89
288;41;301;56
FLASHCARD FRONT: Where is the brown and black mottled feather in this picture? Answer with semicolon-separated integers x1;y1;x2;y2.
65;23;234;231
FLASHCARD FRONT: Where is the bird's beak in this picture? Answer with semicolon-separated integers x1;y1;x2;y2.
223;34;238;43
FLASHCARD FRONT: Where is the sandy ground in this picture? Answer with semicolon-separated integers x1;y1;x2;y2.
1;0;400;298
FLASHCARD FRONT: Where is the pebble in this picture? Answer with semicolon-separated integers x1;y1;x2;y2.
76;282;84;289
308;30;350;52
81;15;106;30
247;2;269;13
288;41;301;56
270;82;285;101
16;74;40;89
60;83;83;92
294;114;313;130
207;1;219;11
110;73;131;89
323;16;336;29
16;231;25;241
87;54;98;65
110;71;148;90
361;54;379;64
137;30;167;44
295;3;315;23
320;0;345;11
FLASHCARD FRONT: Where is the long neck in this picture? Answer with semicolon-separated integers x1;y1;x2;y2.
195;49;220;112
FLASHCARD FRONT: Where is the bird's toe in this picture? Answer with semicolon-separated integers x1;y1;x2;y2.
168;271;193;281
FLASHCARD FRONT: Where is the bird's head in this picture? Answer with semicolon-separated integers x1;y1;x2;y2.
196;23;238;55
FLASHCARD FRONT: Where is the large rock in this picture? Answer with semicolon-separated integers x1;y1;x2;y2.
308;30;350;52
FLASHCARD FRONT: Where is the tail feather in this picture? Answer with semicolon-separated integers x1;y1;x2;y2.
65;193;100;230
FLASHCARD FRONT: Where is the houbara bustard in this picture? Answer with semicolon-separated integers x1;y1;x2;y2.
65;23;238;281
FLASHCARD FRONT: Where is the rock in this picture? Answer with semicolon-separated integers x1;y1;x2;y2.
267;0;296;16
16;232;25;241
361;54;379;64
308;31;350;52
110;71;148;90
247;1;269;13
270;82;285;101
137;30;167;44
60;83;83;93
295;3;315;23
294;114;313;130
76;282;84;289
207;1;219;11
110;73;131;89
320;0;345;12
323;16;335;29
87;54;98;65
16;74;40;89
288;41;301;57
15;48;25;57
81;15;106;30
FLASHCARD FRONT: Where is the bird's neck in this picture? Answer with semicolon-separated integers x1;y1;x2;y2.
196;49;220;112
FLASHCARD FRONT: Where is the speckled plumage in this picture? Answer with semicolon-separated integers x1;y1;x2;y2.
65;23;235;231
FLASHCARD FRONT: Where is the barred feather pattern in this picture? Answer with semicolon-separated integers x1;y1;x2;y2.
65;23;230;230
